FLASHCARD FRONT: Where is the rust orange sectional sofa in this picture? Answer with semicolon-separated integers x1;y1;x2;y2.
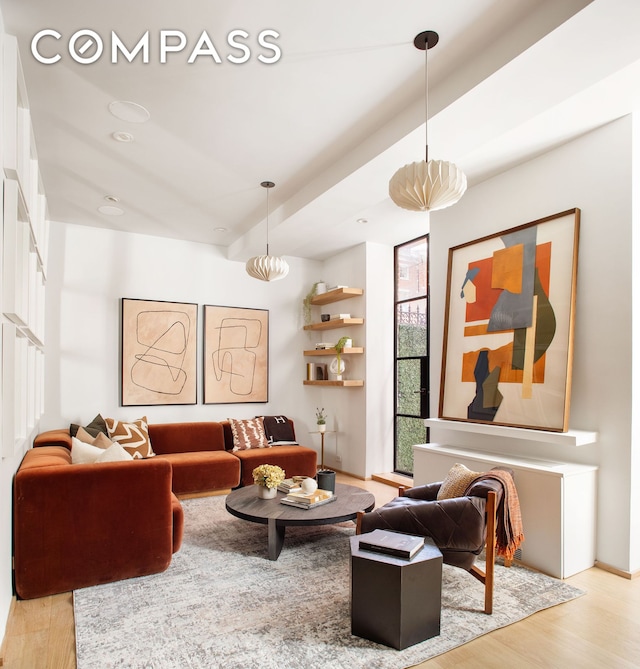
14;419;317;599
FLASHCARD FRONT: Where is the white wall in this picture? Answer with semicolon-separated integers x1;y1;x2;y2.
43;225;391;481
429;115;637;573
43;222;325;436
630;111;640;571
316;242;395;478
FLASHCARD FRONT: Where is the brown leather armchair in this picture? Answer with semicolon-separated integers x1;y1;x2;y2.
357;469;514;614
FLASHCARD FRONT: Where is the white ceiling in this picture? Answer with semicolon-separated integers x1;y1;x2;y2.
1;0;639;262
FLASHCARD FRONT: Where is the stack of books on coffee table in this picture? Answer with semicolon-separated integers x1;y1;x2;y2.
277;477;305;494
280;489;335;509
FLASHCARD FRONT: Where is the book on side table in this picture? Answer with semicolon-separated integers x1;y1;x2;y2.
358;529;425;560
280;489;335;509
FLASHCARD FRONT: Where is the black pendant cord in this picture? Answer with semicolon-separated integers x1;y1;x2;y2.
413;30;438;163
260;180;275;255
424;40;429;163
266;186;270;256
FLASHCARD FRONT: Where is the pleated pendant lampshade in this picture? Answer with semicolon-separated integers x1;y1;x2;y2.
389;31;467;213
245;181;289;282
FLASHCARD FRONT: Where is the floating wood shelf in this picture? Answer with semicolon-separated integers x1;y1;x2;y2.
303;380;364;387
304;318;364;331
311;287;364;306
303;347;364;356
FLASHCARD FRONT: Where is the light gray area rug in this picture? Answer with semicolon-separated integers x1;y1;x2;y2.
74;495;584;669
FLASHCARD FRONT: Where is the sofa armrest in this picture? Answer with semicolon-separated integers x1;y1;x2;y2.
14;450;176;599
33;429;72;450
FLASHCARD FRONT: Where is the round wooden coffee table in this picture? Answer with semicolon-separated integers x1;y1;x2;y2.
225;482;375;560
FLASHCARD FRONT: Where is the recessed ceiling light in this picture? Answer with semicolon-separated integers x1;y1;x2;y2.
112;131;135;143
357;218;368;224
98;204;124;216
213;227;227;233
104;195;120;203
108;100;150;123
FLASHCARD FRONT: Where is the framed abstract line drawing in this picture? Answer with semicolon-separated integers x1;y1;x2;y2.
121;298;197;406
203;305;269;404
439;209;580;432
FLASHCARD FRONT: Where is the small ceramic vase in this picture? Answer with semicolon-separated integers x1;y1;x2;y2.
258;485;277;500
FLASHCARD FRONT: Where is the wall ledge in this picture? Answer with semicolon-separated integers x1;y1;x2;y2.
425;418;597;447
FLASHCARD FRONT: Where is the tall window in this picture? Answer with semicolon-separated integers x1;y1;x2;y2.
394;235;429;475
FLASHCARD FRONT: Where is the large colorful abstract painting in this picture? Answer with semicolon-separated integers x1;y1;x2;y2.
439;209;580;432
121;298;198;406
203;305;269;404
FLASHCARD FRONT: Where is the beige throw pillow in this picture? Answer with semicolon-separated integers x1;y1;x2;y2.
96;443;134;463
437;463;483;500
71;437;104;464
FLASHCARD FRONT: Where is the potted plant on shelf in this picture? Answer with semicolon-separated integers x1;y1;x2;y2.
303;281;325;326
316;407;327;433
252;464;286;499
332;336;352;380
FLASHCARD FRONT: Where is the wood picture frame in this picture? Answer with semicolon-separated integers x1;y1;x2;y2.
121;298;198;406
439;209;580;432
203;305;269;404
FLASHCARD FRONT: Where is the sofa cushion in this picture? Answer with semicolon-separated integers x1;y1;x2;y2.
105;416;155;459
228;418;268;451
437;463;483;500
148;422;226;454
155;451;241;494
70;414;108;439
233;444;317;487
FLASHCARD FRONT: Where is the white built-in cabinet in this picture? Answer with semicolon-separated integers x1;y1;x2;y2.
415;419;599;579
1;33;48;458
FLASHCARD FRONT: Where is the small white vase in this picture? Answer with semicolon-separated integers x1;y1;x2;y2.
258;485;277;499
318;424;326;433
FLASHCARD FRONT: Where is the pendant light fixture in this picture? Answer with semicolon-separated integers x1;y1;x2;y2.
245;181;289;282
389;31;467;212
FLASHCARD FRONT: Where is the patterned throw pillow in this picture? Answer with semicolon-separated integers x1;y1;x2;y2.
261;415;298;446
228;418;269;451
104;416;155;459
437;463;483;500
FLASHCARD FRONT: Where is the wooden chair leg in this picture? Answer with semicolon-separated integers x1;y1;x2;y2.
398;485;407;497
469;490;497;615
483;490;497;615
355;511;364;535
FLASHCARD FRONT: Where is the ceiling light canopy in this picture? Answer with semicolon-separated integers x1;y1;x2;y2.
389;31;467;213
245;181;289;282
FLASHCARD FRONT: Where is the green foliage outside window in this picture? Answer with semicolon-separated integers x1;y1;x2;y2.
396;320;427;474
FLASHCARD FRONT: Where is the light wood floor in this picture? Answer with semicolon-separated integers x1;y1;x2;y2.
2;474;640;668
